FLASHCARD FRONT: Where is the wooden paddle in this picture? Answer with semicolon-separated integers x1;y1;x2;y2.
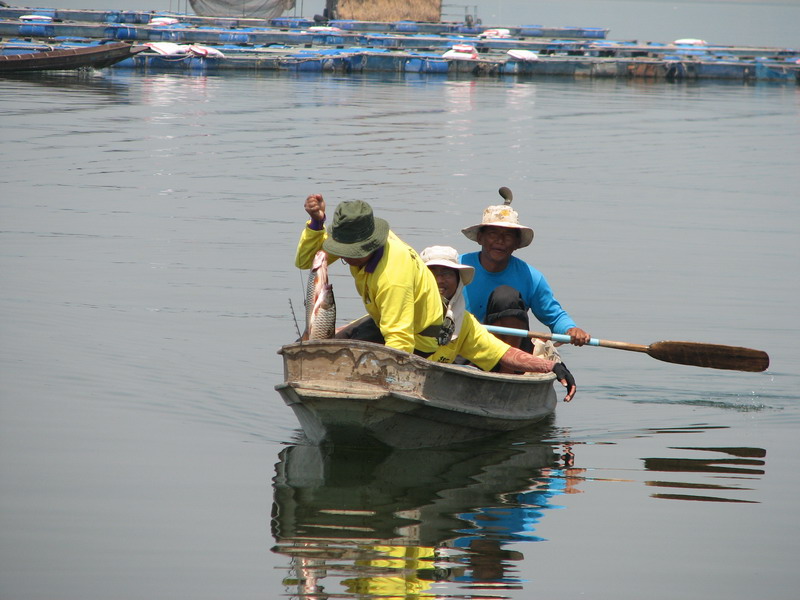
484;325;770;372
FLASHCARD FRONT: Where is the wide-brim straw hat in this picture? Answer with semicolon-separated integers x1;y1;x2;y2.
419;245;474;285
462;203;534;248
322;200;390;259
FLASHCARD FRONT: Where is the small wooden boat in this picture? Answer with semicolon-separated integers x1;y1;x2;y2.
0;41;146;73
275;339;557;449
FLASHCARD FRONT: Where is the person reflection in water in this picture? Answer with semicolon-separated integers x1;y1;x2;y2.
339;452;586;589
449;457;585;585
341;544;438;597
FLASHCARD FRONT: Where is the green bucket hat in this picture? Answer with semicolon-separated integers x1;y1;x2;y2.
322;200;390;259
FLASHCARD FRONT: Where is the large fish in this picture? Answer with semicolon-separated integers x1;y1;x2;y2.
302;250;336;340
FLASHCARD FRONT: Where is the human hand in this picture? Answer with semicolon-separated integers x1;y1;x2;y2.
566;327;591;346
304;194;326;221
553;362;576;402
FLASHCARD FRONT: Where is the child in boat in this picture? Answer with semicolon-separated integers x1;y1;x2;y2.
420;246;576;401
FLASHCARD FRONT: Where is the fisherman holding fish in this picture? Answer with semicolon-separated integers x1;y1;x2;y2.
421;246;576;401
296;194;445;356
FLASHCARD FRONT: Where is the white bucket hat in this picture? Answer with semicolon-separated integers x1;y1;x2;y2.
419;245;474;285
461;187;534;248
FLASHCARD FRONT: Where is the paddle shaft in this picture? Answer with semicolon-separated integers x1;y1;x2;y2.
485;326;648;352
484;325;769;372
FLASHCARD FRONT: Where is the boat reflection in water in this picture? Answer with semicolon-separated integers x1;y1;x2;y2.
643;445;767;503
271;424;583;598
633;424;767;504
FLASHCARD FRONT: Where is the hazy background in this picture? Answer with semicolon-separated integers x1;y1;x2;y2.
12;0;800;48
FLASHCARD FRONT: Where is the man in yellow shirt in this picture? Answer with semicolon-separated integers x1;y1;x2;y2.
421;246;576;401
296;194;443;355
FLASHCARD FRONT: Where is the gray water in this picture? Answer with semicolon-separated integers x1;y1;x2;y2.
2;11;800;600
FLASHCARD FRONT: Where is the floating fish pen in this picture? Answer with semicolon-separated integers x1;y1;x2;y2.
1;4;610;39
1;6;797;83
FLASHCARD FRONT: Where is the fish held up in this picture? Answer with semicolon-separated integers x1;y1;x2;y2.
302;250;336;340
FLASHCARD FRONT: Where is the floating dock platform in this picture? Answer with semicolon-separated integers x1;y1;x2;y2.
1;7;797;83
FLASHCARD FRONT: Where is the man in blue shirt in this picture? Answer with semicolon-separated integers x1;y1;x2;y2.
460;192;590;347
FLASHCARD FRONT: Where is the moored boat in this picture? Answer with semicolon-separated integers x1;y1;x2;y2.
0;41;146;72
275;339;557;449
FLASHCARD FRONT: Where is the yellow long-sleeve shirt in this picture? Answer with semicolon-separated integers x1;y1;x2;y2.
296;223;443;354
426;310;510;371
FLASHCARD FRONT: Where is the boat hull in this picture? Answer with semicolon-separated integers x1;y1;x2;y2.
275;339;557;449
0;41;145;72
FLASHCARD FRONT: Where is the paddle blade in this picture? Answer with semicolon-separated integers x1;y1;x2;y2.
647;341;770;372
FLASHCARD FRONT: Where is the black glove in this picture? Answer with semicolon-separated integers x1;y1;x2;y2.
553;362;575;389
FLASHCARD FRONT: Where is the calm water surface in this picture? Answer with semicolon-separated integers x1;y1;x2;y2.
1;64;799;599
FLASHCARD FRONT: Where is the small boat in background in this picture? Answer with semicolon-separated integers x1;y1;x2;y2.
0;41;146;72
275;339;557;449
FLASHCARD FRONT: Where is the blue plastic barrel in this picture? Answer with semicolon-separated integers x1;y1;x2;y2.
404;57;423;72
329;20;356;30
394;21;419;33
19;24;55;37
150;29;185;42
582;27;607;39
519;26;544;37
421;58;448;73
120;12;149;24
104;25;137;40
219;32;249;43
271;17;313;28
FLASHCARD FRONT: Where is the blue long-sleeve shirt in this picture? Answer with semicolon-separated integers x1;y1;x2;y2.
459;252;577;334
